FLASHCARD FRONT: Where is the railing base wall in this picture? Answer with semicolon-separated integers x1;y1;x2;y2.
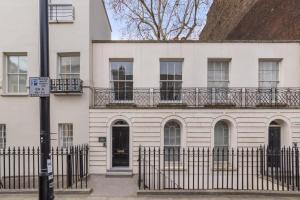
137;189;300;197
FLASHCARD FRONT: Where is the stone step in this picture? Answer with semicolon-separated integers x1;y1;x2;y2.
106;169;133;177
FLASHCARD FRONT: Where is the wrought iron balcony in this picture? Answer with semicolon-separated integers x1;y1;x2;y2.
49;4;74;23
51;79;83;94
93;87;300;108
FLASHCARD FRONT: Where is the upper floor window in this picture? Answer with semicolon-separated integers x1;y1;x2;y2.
6;55;28;94
49;0;74;22
59;123;73;148
208;60;229;88
110;60;133;101
259;60;279;88
59;55;80;79
160;60;182;101
0;124;6;149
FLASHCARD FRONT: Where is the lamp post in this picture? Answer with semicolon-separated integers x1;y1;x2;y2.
39;0;54;199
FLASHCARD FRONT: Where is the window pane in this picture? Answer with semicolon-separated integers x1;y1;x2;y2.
167;63;175;80
118;65;126;80
111;63;119;80
214;121;229;147
71;56;80;74
259;61;279;87
125;63;133;80
0;125;6;149
175;62;182;80
160;62;168;80
8;75;18;93
59;123;73;148
60;57;70;74
7;56;19;73
208;61;229;87
18;56;28;74
19;74;27;93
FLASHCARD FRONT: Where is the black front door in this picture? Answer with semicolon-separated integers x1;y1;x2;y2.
268;127;281;167
112;126;129;167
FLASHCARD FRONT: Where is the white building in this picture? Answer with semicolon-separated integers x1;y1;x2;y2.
1;0;300;177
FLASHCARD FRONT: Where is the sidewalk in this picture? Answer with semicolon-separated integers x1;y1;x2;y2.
1;175;300;200
0;194;300;200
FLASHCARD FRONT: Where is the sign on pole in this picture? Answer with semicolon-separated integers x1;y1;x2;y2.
29;77;50;97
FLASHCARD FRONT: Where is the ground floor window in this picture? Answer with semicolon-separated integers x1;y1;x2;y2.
59;123;73;148
214;121;229;161
164;121;181;161
0;124;6;149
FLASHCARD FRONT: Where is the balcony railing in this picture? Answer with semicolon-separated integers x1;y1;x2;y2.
49;4;74;22
51;79;83;94
93;87;300;108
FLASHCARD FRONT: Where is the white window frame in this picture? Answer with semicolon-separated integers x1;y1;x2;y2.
164;121;181;161
258;60;280;88
58;54;80;79
160;59;183;102
5;54;28;94
48;3;74;23
109;59;134;102
207;60;230;88
0;124;6;149
59;123;73;148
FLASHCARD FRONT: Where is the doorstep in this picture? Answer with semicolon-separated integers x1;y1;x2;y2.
106;168;133;177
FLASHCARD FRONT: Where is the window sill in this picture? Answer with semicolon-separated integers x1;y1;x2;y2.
49;20;74;24
1;93;29;97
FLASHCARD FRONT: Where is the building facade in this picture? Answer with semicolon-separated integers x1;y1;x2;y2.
0;0;111;149
1;1;300;177
90;41;300;174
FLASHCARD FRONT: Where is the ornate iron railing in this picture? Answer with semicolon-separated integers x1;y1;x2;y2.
51;79;83;94
93;87;300;108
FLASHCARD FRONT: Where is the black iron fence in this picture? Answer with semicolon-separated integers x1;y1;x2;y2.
0;145;88;190
93;87;300;108
138;146;300;191
51;79;83;94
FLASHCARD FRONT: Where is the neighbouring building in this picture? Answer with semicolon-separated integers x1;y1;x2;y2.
1;0;300;179
200;0;300;40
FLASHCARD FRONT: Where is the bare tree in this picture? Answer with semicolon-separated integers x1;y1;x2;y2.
106;0;211;40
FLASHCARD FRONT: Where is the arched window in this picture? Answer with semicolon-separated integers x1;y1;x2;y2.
214;121;229;150
214;121;229;161
164;121;181;161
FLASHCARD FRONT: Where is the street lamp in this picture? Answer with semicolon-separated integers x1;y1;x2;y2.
38;0;54;199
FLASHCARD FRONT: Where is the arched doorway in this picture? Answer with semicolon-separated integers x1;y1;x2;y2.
112;120;129;167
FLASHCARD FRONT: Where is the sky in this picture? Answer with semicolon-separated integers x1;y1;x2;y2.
105;1;212;40
106;8;123;40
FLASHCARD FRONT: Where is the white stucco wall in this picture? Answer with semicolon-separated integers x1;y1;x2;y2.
0;0;110;147
89;109;300;174
92;42;300;88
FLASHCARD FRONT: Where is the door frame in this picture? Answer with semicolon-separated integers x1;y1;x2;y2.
112;125;130;167
107;117;132;171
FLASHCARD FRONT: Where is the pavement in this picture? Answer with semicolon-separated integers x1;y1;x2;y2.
1;175;300;199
